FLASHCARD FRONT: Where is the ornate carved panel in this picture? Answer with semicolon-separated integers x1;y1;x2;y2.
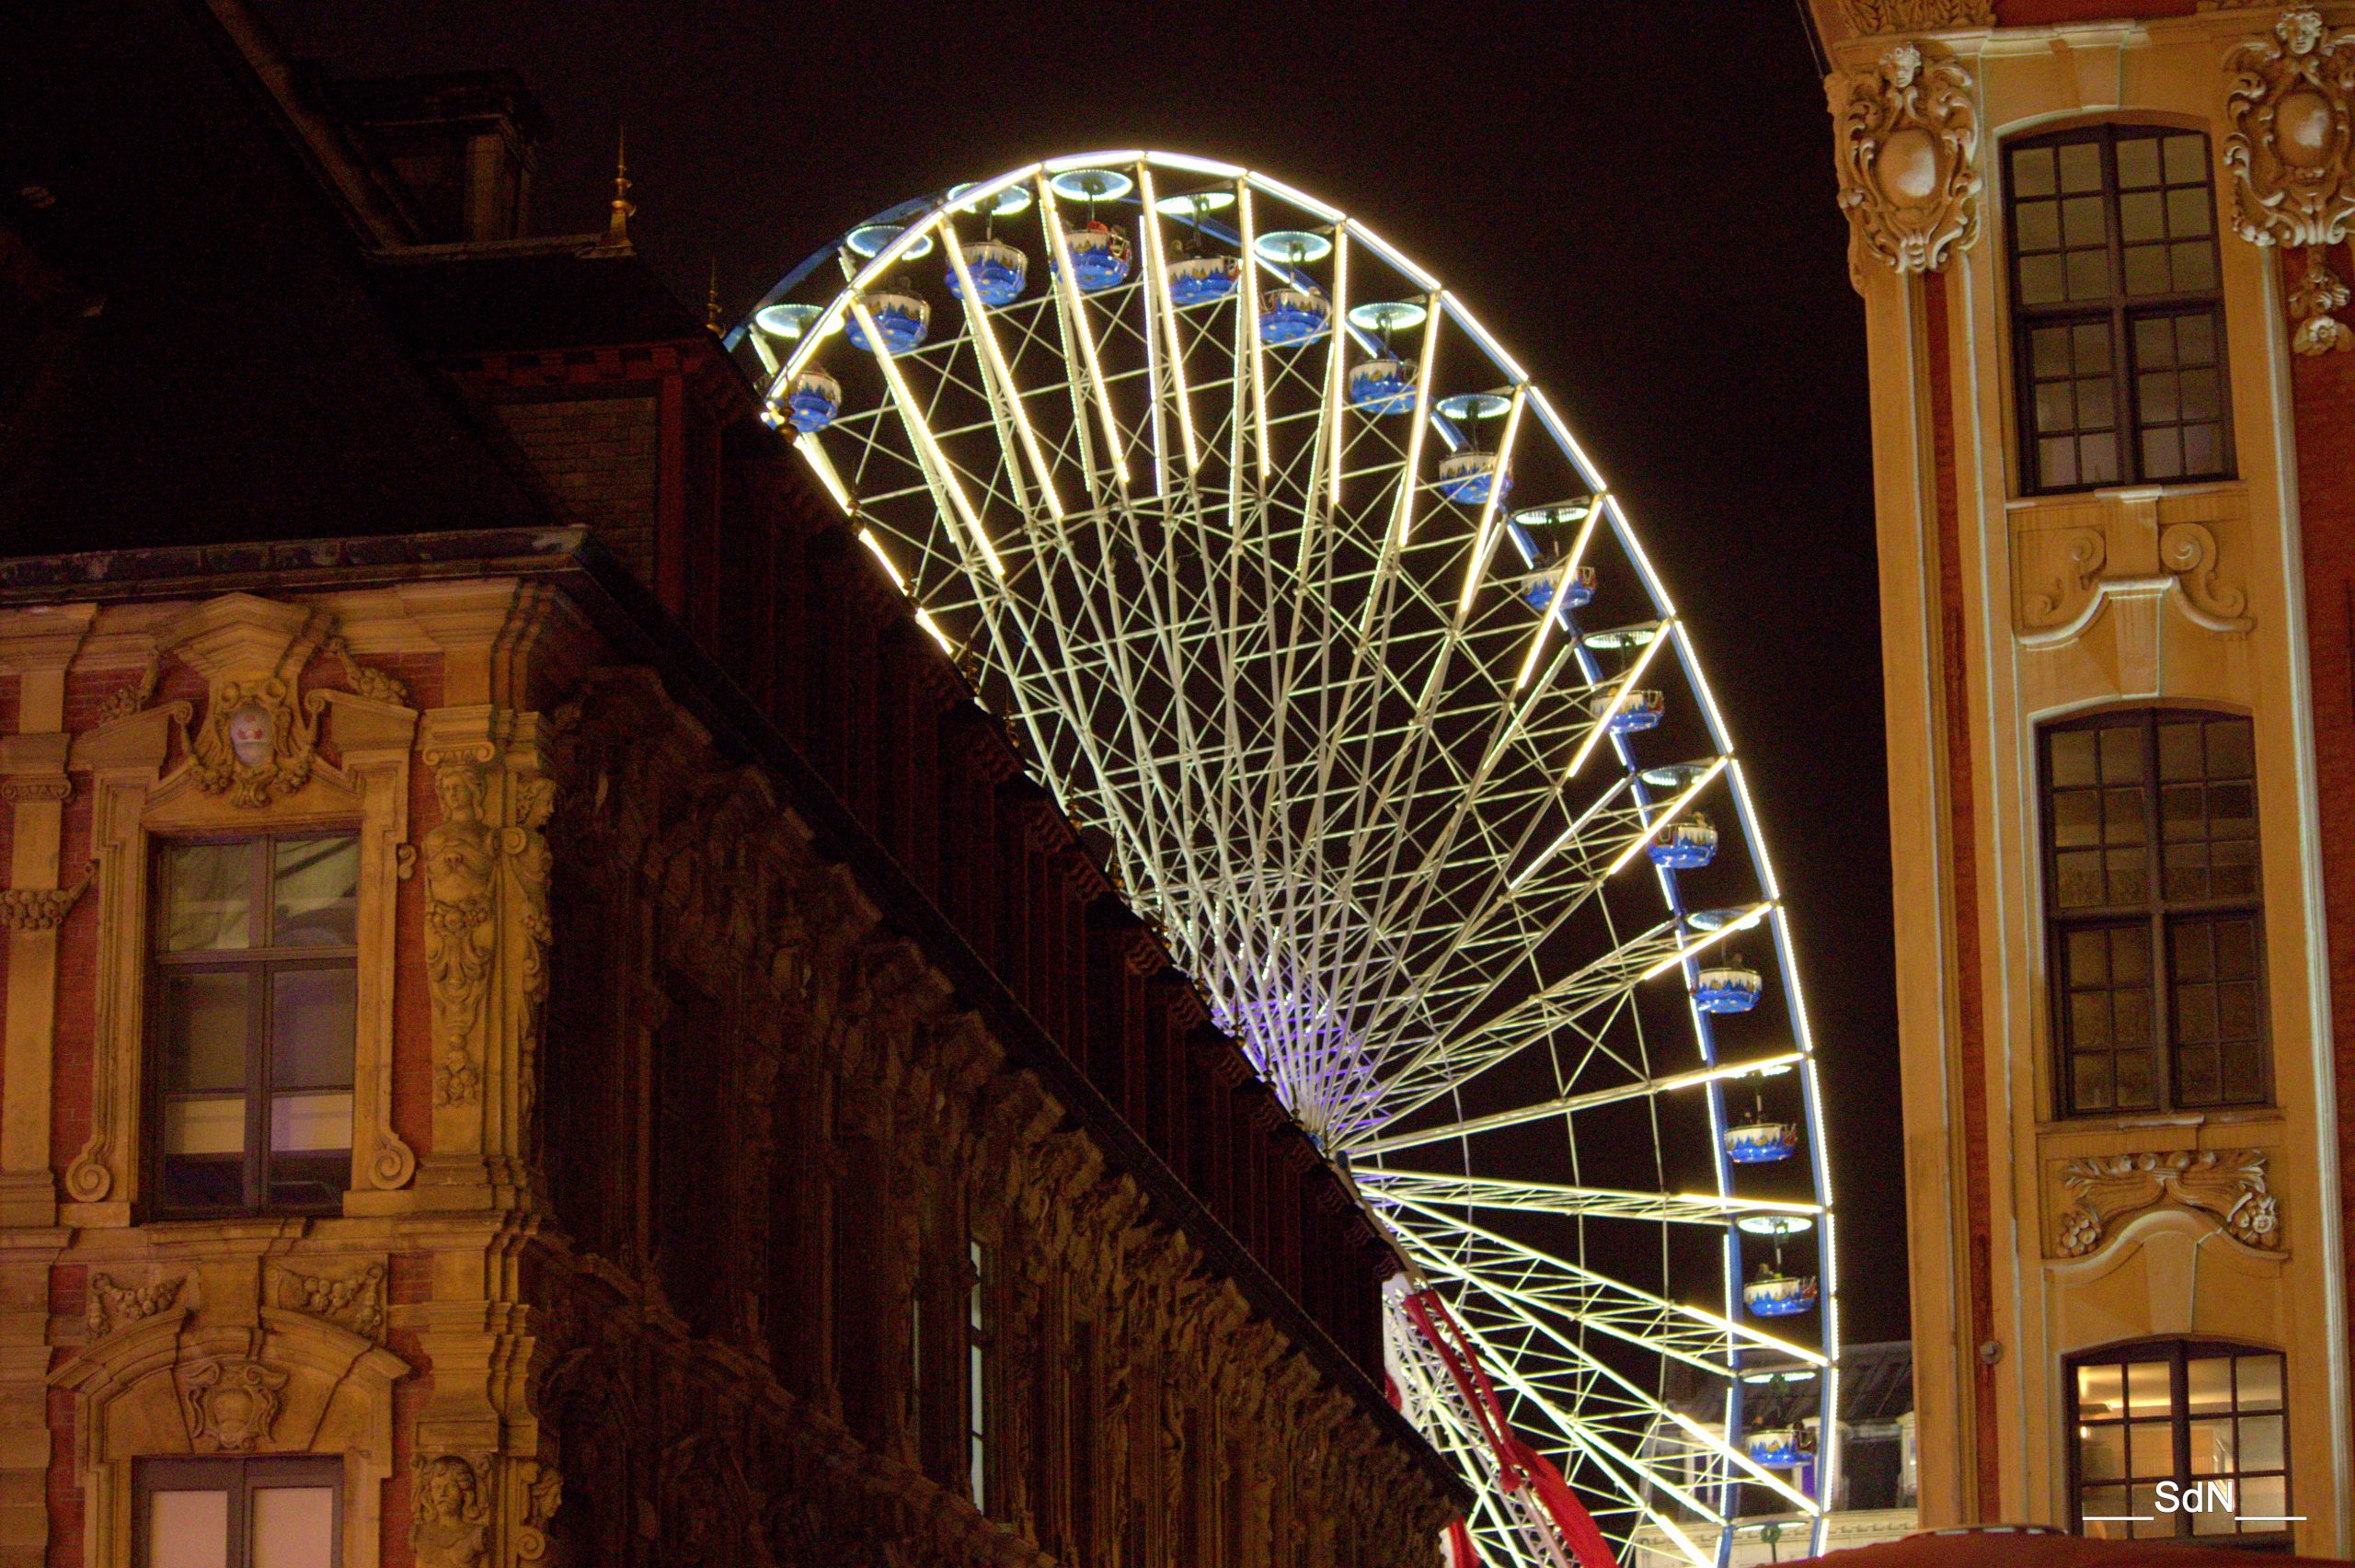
2012;489;2254;651
1830;42;1982;277
2226;8;2355;351
2051;1148;2281;1256
1834;0;1993;32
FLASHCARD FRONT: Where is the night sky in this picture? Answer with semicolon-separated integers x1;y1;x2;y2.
257;0;1909;1345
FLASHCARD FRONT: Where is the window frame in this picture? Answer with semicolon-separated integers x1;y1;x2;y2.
132;1454;345;1568
2062;1338;2292;1551
2004;122;2235;496
144;830;362;1220
2038;707;2269;1118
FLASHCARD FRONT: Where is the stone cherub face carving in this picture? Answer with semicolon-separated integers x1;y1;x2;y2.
226;703;274;768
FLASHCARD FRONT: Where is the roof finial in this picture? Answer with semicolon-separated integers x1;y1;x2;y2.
706;258;721;332
605;126;635;248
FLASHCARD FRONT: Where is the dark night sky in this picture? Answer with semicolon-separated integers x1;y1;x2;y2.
257;0;1910;1345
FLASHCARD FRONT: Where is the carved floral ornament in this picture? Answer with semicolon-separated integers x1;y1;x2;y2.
2056;1148;2280;1256
1831;41;1983;277
2225;8;2355;352
1835;0;1993;32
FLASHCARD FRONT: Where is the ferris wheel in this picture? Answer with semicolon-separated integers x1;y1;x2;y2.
732;151;1842;1568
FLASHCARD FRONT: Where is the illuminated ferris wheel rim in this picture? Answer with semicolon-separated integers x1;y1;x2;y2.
738;148;1844;1568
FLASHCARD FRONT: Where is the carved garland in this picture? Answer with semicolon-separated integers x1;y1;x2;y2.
1831;42;1982;277
2057;1148;2280;1255
1835;0;1993;32
2225;8;2355;352
0;863;91;932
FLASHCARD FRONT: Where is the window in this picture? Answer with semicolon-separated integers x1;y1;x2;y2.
149;835;360;1216
2006;127;2232;493
2041;710;2266;1116
967;1237;988;1511
135;1456;341;1567
2069;1342;2291;1548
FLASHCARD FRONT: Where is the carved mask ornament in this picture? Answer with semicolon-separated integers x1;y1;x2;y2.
2226;8;2355;351
188;676;320;807
1831;42;1983;276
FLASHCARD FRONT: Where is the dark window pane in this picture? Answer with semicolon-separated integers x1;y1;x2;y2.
2237;1356;2283;1411
2074;321;2113;373
2055;788;2101;847
2114;1047;2157;1107
2161;782;2205;839
2041;436;2079;488
2142;427;2183;480
2021;254;2066;305
2221;1039;2265;1101
2135;315;2177;369
2181;368;2221;422
267;1151;348;1212
2063;195;2108;247
2067;249;2111;301
2033;326;2074;377
2116;137;2162;189
2209;781;2255;835
2140;371;2180;424
272;836;359;948
2211;838;2258;897
2164;843;2209;901
2209;718;2253;777
2158;720;2203;781
272;968;355;1091
2239;1414;2285;1471
2080;427;2119;481
2178;312;2218;366
2111;925;2151;984
2081;1423;2127;1481
2115;989;2153;1048
2099;725;2143;784
158;1154;242;1210
2165;134;2207;185
2079;376;2117;429
2058;850;2104;907
2073;1053;2113;1110
2106;845;2147;904
2015;144;2059;197
163;971;248;1091
2067;926;2109;983
2017;200;2062;250
2177;983;2218;1044
2061;141;2104;192
158;841;256;952
2120;191;2164;243
2052;729;2099;787
2124;245;2169;295
2036;380;2076;433
2184;423;2223;475
2179;1044;2223;1103
2172;241;2218;292
2167;186;2212;238
2072;990;2112;1047
2214;918;2257;977
2175;921;2214;980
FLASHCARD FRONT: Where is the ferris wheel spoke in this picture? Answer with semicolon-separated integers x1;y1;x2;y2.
1362;1170;1823;1229
1351;1048;1803;1159
942;225;1063;521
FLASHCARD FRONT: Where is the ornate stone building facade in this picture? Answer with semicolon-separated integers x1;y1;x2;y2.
0;4;1464;1565
1809;0;2355;1552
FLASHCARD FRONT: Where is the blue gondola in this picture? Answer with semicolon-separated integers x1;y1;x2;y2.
1065;223;1132;291
1258;287;1330;346
1648;813;1718;870
785;368;841;434
946;240;1028;306
1743;1272;1820;1319
1724;1119;1801;1164
1348;359;1414;414
1694;961;1762;1013
1438;451;1511;505
1746;1429;1807;1468
845;289;929;354
1526;564;1596;612
1591;688;1663;735
1169;254;1240;305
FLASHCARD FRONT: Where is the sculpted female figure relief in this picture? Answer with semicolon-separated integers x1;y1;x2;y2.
423;761;499;1106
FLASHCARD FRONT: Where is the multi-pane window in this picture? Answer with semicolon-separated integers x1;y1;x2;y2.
149;835;360;1216
136;1456;340;1567
2069;1342;2291;1547
2041;711;2265;1116
2007;127;2231;493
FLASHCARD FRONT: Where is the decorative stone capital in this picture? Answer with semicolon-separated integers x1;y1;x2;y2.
2226;9;2355;349
2056;1148;2280;1256
1830;42;1982;277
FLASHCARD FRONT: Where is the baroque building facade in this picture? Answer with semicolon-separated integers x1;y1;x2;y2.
0;4;1464;1566
1809;0;2355;1553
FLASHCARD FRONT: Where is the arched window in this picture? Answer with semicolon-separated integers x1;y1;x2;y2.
2005;126;2232;494
2039;709;2266;1116
2066;1340;2292;1548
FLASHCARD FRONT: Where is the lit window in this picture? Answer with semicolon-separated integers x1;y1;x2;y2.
136;1456;340;1567
149;835;359;1216
2068;1341;2290;1547
2040;712;2266;1116
2005;127;2232;494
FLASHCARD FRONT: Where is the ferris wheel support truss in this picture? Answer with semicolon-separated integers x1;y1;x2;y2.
735;150;1844;1568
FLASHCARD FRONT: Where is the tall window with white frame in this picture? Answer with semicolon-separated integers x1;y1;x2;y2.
148;834;360;1217
2039;710;2266;1117
2005;125;2232;494
2067;1340;2292;1547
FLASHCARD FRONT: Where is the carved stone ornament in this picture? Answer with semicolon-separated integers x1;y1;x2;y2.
85;1270;183;1337
189;675;321;808
2226;9;2355;352
1836;0;1993;32
1830;42;1982;275
322;634;410;706
425;761;498;1106
2057;1148;2281;1256
276;1262;386;1339
178;1356;290;1450
411;1453;491;1568
96;658;159;724
0;862;91;933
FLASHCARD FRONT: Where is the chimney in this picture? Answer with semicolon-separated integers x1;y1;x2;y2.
327;71;547;243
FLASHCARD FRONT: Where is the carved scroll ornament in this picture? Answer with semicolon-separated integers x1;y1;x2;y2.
189;676;321;808
424;761;498;1107
1836;0;1993;32
2226;9;2355;351
2057;1148;2280;1256
1831;42;1982;276
178;1357;290;1450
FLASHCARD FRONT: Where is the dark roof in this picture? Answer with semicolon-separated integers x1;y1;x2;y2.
371;244;709;358
0;0;546;555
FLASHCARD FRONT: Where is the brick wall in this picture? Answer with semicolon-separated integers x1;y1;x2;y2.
494;396;659;584
2283;244;2355;1444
